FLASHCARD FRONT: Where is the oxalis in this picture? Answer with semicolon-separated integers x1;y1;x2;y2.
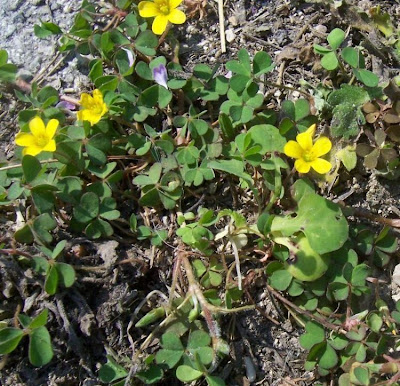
0;1;400;385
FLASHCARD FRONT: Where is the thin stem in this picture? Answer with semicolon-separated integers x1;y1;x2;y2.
267;284;347;334
0;159;59;172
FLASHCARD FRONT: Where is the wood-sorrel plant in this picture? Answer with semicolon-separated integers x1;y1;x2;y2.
0;1;399;385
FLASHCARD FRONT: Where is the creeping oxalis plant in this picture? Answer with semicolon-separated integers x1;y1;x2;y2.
1;0;400;385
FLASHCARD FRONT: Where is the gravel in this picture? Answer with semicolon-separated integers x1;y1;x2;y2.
1;0;84;87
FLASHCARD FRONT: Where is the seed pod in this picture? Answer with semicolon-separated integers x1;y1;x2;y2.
135;307;165;328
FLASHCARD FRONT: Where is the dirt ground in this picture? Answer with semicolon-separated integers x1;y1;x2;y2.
1;0;400;385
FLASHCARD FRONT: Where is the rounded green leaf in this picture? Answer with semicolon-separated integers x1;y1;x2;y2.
269;269;293;291
352;366;370;385
353;69;379;88
99;356;128;383
327;28;345;50
176;365;203;382
22;155;42;183
29;326;53;366
0;328;24;354
45;265;59;295
136;364;163;384
253;51;273;76
29;309;48;329
299;321;325;350
73;192;100;223
341;47;360;68
55;263;76;288
321;51;339;71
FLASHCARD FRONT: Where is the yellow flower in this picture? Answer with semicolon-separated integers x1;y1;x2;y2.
138;0;186;35
15;116;58;156
284;124;332;174
77;89;108;126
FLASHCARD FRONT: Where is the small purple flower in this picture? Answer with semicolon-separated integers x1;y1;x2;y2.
121;47;135;68
56;100;76;111
152;63;168;89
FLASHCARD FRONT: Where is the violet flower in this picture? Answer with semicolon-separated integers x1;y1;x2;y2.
152;63;168;89
56;100;76;111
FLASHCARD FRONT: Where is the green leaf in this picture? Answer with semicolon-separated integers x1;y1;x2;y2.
34;22;62;38
337;146;357;171
0;49;9;66
32;213;57;244
176;365;203;382
89;59;103;82
269;269;292;291
208;159;252;183
299;321;325;350
321;51;339;71
253;51;274;76
155;333;184;369
136;364;163;384
29;326;53;366
52;240;67;259
86;218;113;238
0;63;17;82
309;342;338;370
22;155;42;183
206;375;226;386
353;69;379;88
55;263;76;288
139;85;172;109
45;265;59;295
271;191;348;255
32;185;56;214
294;99;310;122
14;224;34;244
73;192;100;223
341;47;361;68
188;330;211;349
351;264;370;286
99;356;128;383
135;30;158;56
327;28;345;50
352;366;370;385
29;309;48;329
248;124;286;153
0;328;24;354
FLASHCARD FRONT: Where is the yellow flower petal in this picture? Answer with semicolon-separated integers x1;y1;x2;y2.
168;8;186;24
77;109;101;126
23;145;43;156
311;137;332;158
169;0;183;9
305;123;316;137
41;139;57;153
15;132;36;147
79;93;93;109
310;158;332;174
152;14;169;34
284;140;303;159
295;159;311;173
92;89;104;101
29;116;46;137
138;1;160;17
296;131;313;151
45;119;59;139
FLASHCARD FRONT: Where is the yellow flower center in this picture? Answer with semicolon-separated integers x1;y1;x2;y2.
36;134;49;147
302;151;314;162
89;101;104;114
158;1;170;14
